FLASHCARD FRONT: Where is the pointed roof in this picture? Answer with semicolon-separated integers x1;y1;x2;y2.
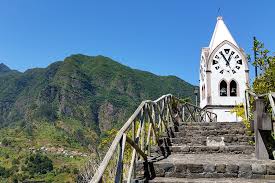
209;16;238;52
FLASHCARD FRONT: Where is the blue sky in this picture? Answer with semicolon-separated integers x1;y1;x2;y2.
0;0;274;85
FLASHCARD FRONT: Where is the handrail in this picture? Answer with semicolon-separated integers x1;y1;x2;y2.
90;94;217;183
90;101;146;183
244;90;275;160
268;92;275;118
180;101;217;123
244;90;275;121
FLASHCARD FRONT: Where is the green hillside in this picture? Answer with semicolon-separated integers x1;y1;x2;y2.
0;54;194;130
0;54;195;182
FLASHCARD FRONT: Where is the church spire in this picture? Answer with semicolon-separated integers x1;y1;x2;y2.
209;16;238;52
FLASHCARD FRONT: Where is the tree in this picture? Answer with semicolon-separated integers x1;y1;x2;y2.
250;38;275;94
77;157;100;183
2;138;12;147
0;166;10;178
24;153;53;174
232;38;274;134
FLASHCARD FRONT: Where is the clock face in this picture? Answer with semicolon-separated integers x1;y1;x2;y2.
212;45;243;74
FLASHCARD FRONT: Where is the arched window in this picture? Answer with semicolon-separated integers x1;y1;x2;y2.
220;80;227;96
230;80;237;96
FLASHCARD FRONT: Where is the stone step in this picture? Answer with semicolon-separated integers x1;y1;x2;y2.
170;135;254;146
170;145;254;154
151;154;275;179
175;123;246;132
173;129;246;138
177;122;245;127
149;177;275;183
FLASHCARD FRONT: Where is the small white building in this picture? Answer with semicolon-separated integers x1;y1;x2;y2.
199;17;249;122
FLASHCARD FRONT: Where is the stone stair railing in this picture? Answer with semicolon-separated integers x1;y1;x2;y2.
90;94;217;183
244;90;275;159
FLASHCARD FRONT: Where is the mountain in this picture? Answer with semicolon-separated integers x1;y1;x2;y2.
0;54;195;182
0;63;15;75
0;54;195;132
0;63;11;72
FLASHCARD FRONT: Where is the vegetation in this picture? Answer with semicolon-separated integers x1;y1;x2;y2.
231;104;253;137
0;54;195;182
0;121;90;182
0;54;195;130
24;153;53;175
250;39;275;94
232;38;275;137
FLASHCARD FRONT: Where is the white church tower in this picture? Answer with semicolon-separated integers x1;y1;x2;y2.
199;17;249;122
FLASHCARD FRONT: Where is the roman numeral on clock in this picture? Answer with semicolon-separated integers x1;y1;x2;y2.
220;70;224;74
236;66;240;70
237;59;242;65
215;66;220;70
232;70;236;74
213;60;218;65
224;49;230;54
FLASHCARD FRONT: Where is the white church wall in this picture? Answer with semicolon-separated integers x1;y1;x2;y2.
200;81;207;108
209;44;247;106
210;108;242;122
199;52;208;108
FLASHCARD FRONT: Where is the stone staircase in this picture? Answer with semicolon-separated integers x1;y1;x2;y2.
147;122;275;182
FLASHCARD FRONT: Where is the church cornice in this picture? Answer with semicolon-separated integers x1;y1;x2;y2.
202;105;237;110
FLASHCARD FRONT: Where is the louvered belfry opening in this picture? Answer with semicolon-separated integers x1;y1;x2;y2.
220;80;227;96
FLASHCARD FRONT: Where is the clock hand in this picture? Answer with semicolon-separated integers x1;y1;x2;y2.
227;51;235;63
227;54;233;62
228;64;232;70
220;52;230;66
227;52;235;72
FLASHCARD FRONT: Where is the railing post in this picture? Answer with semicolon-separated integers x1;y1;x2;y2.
245;90;251;121
148;104;159;145
268;93;275;135
268;92;275;117
254;99;271;160
127;118;142;183
115;134;126;183
201;110;204;122
182;106;185;122
132;120;136;179
141;107;145;153
151;105;157;144
146;123;152;156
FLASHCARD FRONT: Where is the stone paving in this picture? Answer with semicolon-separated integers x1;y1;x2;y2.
150;177;275;183
156;154;274;165
148;122;275;182
152;154;275;178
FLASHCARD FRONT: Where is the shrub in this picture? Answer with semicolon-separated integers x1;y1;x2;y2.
36;103;57;122
12;159;20;165
24;153;53;174
231;104;253;136
2;138;12;147
0;166;10;178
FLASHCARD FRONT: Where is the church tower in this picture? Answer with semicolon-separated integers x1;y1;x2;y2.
199;17;249;122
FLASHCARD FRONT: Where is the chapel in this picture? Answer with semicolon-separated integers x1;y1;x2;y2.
199;16;249;122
